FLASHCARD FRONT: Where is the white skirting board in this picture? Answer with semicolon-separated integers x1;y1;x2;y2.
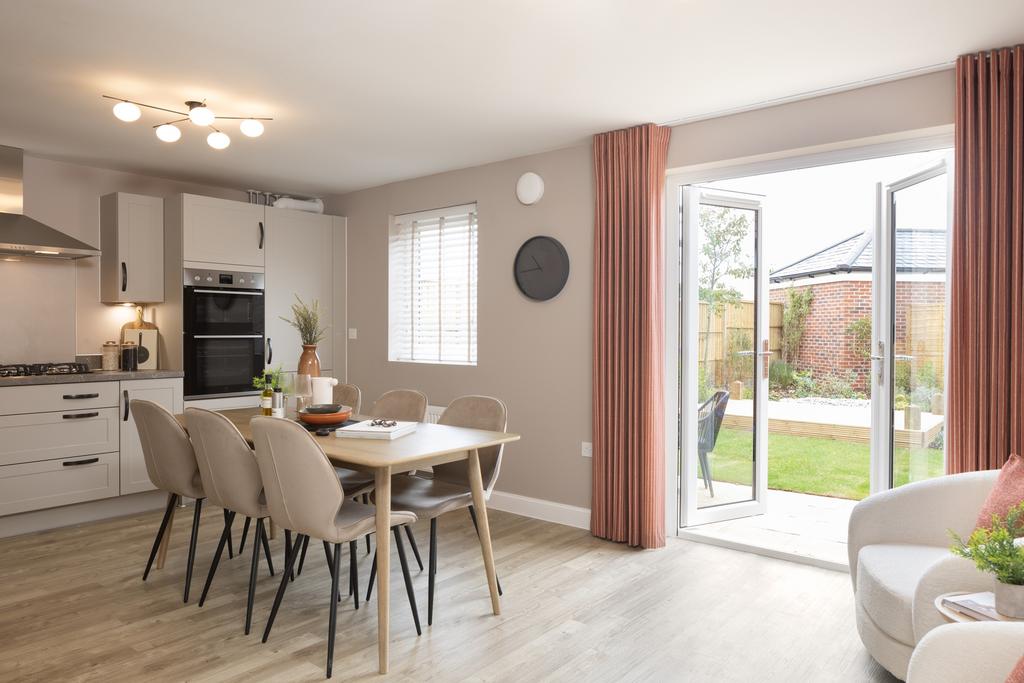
487;490;591;530
0;490;168;539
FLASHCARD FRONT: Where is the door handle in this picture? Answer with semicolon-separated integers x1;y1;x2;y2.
123;389;130;421
266;337;273;364
871;341;885;383
63;412;99;419
63;457;99;467
258;221;265;249
63;393;99;400
121;261;127;292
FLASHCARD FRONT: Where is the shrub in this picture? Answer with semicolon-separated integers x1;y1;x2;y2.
724;329;752;385
698;363;713;403
769;360;795;388
815;371;865;399
911;385;938;412
781;288;813;364
894;361;912;395
846;317;872;360
893;393;910;410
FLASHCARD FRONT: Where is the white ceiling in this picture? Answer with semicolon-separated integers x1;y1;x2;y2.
1;1;1022;196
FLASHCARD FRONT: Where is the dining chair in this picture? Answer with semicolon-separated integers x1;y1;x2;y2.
187;408;284;634
367;395;507;626
251;416;422;679
332;382;362;414
132;399;208;603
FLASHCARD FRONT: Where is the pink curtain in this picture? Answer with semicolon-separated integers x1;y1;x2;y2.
591;123;671;549
948;45;1024;474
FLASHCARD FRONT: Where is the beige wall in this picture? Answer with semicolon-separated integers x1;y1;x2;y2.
0;156;245;362
328;69;956;510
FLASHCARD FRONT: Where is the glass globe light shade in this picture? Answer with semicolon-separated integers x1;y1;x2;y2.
155;124;181;142
189;105;216;126
207;131;231;150
239;118;264;137
113;101;142;122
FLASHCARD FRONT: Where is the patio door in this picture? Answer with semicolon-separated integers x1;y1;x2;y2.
870;158;951;492
679;186;769;526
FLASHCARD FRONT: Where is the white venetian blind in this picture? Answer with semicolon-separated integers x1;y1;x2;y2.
388;203;478;365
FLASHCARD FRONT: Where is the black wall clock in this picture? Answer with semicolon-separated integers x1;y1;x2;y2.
514;235;570;301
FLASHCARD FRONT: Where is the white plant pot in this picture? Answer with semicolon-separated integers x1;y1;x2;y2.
994;580;1024;619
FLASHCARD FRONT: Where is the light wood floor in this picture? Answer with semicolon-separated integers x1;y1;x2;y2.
0;505;896;682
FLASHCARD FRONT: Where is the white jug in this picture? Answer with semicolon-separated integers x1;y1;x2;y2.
310;376;338;406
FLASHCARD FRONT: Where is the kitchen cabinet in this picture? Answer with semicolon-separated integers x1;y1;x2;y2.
100;193;164;303
0;452;120;517
264;208;340;373
179;194;265;268
120;377;183;495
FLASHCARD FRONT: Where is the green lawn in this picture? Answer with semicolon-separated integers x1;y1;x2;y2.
705;428;944;500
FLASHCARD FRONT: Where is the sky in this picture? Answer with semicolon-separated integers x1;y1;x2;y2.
702;148;951;286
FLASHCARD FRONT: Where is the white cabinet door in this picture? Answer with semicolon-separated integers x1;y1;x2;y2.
182;194;265;268
120;378;183;495
264;208;335;373
100;193;164;303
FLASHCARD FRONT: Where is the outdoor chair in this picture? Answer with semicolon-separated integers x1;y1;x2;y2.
697;390;730;497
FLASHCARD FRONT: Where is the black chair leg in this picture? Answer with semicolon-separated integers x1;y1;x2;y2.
143;493;178;581
322;540;335;577
349;540;359;610
199;510;235;606
238;516;251;554
260;524;275;577
262;533;305;644
362;493;371;554
698;450;715;497
183;498;204;603
244;518;266;635
366;548;377;602
468;506;502;596
428;517;437;626
326;542;341;678
404;525;424;571
394;527;421;635
223;508;234;559
285;530;295;582
297;535;310;576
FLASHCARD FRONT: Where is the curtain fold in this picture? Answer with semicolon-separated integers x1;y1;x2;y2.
591;123;671;548
948;45;1024;474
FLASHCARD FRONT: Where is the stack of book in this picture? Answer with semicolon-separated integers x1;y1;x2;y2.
941;592;1017;621
335;420;418;440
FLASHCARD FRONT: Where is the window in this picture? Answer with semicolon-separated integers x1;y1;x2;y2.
388;203;478;365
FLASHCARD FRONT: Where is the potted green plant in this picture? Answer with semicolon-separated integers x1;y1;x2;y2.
252;365;285;391
280;295;328;377
951;501;1024;618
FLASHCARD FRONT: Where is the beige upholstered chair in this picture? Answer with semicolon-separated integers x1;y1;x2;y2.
132;399;207;603
369;395;507;626
187;408;280;634
332;382;362;414
251;416;422;678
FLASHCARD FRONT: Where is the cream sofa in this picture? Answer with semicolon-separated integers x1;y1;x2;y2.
907;622;1024;682
848;469;999;680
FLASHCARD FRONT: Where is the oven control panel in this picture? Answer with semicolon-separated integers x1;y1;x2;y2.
183;268;265;290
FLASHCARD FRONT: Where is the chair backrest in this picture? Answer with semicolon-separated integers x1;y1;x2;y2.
251;416;345;538
697;390;730;452
333;382;362;414
370;389;427;422
186;408;265;518
431;395;508;492
130;399;203;499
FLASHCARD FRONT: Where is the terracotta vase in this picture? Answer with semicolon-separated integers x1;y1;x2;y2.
297;344;321;377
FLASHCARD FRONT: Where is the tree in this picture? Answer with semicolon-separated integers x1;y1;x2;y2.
698;206;754;370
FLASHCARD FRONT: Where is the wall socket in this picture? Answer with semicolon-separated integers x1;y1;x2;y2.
348;328;358;340
581;441;593;458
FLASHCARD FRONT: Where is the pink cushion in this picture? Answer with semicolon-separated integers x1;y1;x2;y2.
1006;655;1024;683
976;453;1024;530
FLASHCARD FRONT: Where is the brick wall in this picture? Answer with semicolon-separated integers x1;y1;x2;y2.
769;279;945;393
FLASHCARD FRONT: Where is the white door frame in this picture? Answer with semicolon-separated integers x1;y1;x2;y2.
869;158;951;493
663;127;954;537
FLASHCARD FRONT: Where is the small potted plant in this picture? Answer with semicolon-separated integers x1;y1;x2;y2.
252;365;285;392
280;295;328;377
951;501;1024;618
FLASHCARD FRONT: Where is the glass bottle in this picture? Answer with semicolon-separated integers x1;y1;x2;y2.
261;372;274;416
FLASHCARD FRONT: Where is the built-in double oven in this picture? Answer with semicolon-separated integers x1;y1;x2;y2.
183;267;268;398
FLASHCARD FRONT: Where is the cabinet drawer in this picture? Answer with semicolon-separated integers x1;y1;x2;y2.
0;382;119;416
0;407;120;467
0;452;119;516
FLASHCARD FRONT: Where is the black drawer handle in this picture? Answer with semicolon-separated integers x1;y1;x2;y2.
123;390;130;421
63;458;99;467
63;412;99;420
258;221;265;249
63;393;99;400
121;261;128;292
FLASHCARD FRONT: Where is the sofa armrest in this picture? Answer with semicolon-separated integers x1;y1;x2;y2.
848;470;997;585
912;554;993;642
907;622;1024;683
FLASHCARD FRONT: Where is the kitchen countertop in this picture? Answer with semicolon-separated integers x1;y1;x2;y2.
0;369;184;387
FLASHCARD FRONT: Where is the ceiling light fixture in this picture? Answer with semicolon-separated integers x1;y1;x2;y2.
101;95;272;150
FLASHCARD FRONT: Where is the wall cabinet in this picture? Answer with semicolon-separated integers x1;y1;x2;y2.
120;377;183;495
264;208;340;373
180;194;265;268
100;193;164;303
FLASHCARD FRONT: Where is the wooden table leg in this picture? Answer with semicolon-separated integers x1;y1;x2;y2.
374;466;392;674
155;493;177;570
467;449;501;615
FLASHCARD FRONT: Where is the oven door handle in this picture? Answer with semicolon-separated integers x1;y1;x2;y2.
191;334;264;339
189;289;264;296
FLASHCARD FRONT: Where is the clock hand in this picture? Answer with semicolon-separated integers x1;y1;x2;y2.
531;254;543;271
518;266;542;274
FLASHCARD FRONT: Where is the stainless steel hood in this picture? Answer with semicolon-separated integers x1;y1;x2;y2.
0;145;100;260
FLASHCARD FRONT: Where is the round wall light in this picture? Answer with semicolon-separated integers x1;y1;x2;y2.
516;172;545;205
207;131;231;149
112;101;142;122
155;124;182;142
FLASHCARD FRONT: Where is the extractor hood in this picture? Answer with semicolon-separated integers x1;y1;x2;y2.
0;145;100;260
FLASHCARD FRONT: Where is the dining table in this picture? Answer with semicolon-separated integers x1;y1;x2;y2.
173;407;520;674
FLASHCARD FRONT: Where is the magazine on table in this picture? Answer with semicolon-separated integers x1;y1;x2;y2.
941;592;1010;621
334;419;417;440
